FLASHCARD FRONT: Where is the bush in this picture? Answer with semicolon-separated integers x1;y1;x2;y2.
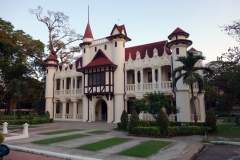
139;120;150;127
117;122;122;130
157;109;169;136
205;109;217;132
168;126;210;136
28;111;34;124
129;127;160;136
170;121;206;126
120;110;128;130
45;111;50;119
16;110;22;119
0;118;53;125
0;133;4;143
148;121;158;126
129;110;139;131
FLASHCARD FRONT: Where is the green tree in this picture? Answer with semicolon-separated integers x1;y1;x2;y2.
29;6;82;65
3;79;29;119
146;92;171;120
157;109;169;136
132;98;147;115
129;110;139;132
172;52;213;124
205;109;217;132
120;110;128;130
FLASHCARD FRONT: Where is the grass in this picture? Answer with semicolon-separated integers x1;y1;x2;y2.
217;124;240;136
218;117;236;122
119;140;171;158
77;137;131;151
32;134;88;144
5;125;38;130
39;129;83;135
87;130;110;134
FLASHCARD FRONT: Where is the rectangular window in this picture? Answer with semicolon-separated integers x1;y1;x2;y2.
66;78;71;89
56;102;60;113
123;42;125;47
127;102;133;114
62;80;64;89
56;79;60;90
137;71;140;83
84;48;85;53
88;72;105;86
95;47;97;52
115;42;117;47
105;45;107;50
132;73;135;84
66;103;69;114
155;70;158;82
176;48;179;55
77;77;80;88
148;72;152;83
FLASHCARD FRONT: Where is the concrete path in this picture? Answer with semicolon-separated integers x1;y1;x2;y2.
3;121;204;160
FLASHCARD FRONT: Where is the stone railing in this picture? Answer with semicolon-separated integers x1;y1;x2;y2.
191;114;201;121
76;114;83;120
161;81;172;91
65;114;73;119
92;38;108;45
143;83;153;91
54;88;82;97
55;114;62;119
126;84;135;92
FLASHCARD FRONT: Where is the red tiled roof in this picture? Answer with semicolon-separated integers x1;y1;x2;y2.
110;24;127;36
79;49;117;70
125;40;171;61
168;27;189;40
44;55;58;62
189;47;197;51
83;23;93;39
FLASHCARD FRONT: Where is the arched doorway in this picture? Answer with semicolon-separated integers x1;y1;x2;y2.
95;99;107;122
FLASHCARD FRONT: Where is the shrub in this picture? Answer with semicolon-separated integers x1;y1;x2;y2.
16;110;22;119
0;133;4;143
117;122;122;130
205;109;217;132
139;120;150;127
130;127;160;136
157;109;169;136
168;126;210;136
120;110;128;130
148;121;158;126
28;111;34;124
129;110;139;132
45;111;50;119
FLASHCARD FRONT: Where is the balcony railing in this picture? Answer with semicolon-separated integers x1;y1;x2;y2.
126;81;172;93
54;88;82;97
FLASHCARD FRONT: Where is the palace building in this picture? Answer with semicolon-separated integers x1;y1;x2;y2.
44;20;205;123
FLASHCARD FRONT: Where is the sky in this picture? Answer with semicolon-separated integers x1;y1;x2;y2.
0;0;240;63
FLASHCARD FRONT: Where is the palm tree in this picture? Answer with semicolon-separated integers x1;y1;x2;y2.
172;52;213;124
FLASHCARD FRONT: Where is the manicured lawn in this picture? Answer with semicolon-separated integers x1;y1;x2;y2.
32;134;88;144
77;137;131;151
119;140;171;158
87;130;110;134
217;124;240;136
39;129;83;135
7;125;38;130
218;117;236;122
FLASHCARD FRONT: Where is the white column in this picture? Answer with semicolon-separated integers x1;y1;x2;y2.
64;78;67;92
140;69;143;92
124;70;127;91
53;101;56;119
2;122;8;134
62;101;66;120
158;67;162;90
75;77;77;94
73;101;77;121
152;68;155;91
23;123;29;137
134;70;137;91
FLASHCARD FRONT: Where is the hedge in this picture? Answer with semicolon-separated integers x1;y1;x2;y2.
0;118;53;125
168;126;210;136
170;122;206;127
129;127;160;136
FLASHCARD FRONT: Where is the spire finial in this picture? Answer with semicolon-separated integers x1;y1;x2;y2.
88;5;89;23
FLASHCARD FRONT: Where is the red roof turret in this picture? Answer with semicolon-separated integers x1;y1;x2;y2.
189;47;197;51
168;27;189;40
44;55;58;67
83;23;93;39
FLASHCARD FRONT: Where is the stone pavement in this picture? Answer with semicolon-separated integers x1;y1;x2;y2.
3;121;204;160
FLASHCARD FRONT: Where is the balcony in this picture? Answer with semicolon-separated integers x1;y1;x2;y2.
126;81;172;94
54;88;82;98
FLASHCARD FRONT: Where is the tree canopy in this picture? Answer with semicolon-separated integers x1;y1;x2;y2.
29;6;83;65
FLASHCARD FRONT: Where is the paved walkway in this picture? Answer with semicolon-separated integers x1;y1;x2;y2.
3;121;204;160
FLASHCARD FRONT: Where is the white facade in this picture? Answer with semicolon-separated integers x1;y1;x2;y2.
44;24;206;123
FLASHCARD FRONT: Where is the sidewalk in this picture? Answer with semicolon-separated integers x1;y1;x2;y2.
3;121;204;160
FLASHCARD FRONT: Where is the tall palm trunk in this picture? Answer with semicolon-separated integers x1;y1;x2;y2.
190;84;197;125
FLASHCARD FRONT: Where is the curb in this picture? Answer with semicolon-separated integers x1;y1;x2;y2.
178;142;204;160
6;144;102;160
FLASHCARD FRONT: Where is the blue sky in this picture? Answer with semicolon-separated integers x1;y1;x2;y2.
0;0;240;63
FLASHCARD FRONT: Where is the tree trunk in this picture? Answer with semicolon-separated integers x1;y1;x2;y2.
190;84;197;125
